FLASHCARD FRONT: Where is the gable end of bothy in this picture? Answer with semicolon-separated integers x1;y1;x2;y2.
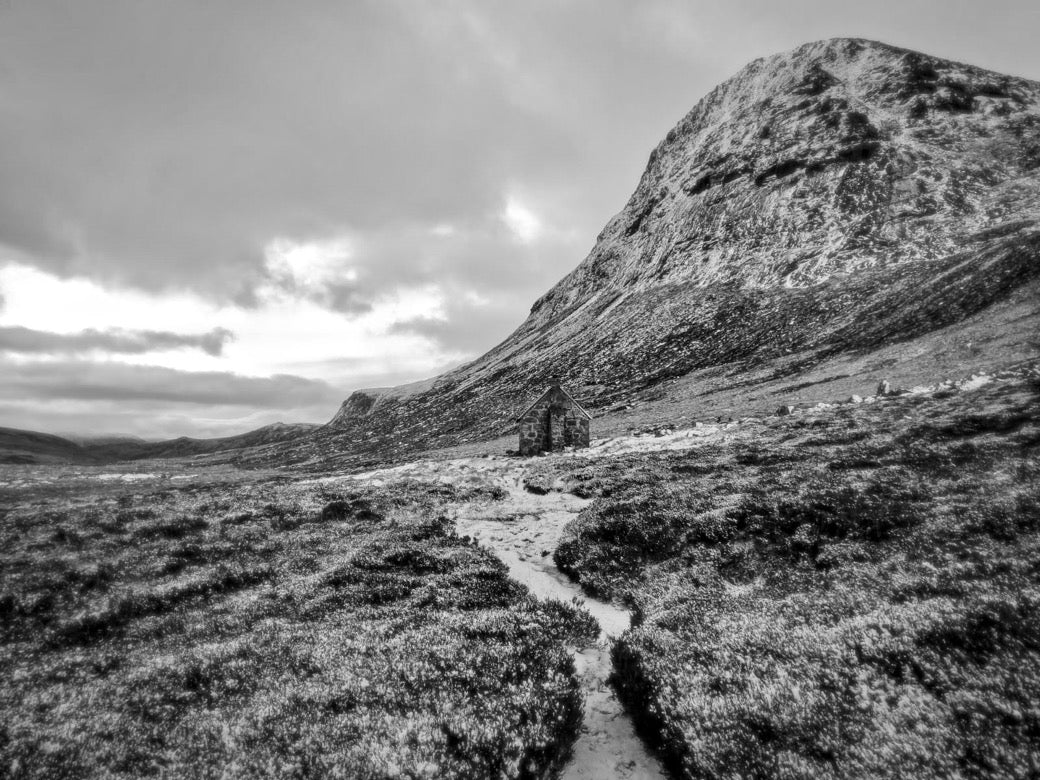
516;385;592;456
516;386;592;421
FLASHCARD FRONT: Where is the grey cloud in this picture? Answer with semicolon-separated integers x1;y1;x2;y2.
388;293;527;354
0;399;328;441
0;1;579;300
321;220;589;346
0;360;341;408
389;314;510;354
316;282;374;317
0;326;234;356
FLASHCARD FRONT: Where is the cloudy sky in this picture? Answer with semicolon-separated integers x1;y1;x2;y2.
1;1;1037;438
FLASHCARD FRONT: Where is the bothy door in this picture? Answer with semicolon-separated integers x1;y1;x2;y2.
548;404;567;451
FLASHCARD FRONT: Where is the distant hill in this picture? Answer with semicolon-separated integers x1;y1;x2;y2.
0;422;319;465
0;427;99;465
61;434;149;447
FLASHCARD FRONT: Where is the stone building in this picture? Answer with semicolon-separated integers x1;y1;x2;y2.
517;384;591;455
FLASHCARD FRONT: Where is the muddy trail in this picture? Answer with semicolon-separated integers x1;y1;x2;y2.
350;456;670;779
454;479;669;779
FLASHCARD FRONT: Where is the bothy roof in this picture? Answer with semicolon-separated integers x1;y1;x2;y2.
516;384;592;421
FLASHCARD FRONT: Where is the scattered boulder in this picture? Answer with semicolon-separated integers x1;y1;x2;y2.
776;405;795;416
847;395;863;404
876;380;893;396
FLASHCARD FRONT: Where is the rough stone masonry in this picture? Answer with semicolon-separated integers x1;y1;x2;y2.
517;385;591;455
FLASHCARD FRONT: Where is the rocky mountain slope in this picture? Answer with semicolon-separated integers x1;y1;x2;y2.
267;39;1039;469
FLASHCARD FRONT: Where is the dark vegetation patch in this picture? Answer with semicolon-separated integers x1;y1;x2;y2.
522;473;554;495
550;380;1040;778
1;473;593;778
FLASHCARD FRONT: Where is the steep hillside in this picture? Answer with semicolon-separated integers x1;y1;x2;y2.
264;39;1040;468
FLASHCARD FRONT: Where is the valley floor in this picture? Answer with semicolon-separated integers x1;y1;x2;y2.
1;367;1038;778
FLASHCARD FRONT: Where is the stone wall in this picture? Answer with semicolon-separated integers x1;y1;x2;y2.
518;407;550;455
548;406;567;451
565;415;590;448
518;392;590;455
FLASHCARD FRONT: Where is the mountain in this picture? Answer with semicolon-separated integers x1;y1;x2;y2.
253;38;1038;470
15;39;1036;471
0;422;319;465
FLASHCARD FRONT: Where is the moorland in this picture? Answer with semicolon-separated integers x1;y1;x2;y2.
2;369;1038;778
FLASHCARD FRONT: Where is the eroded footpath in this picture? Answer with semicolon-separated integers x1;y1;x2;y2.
349;457;670;780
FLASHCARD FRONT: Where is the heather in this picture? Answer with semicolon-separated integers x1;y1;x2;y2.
0;476;595;779
553;379;1040;778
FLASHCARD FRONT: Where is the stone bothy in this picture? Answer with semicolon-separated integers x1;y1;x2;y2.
517;384;591;456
